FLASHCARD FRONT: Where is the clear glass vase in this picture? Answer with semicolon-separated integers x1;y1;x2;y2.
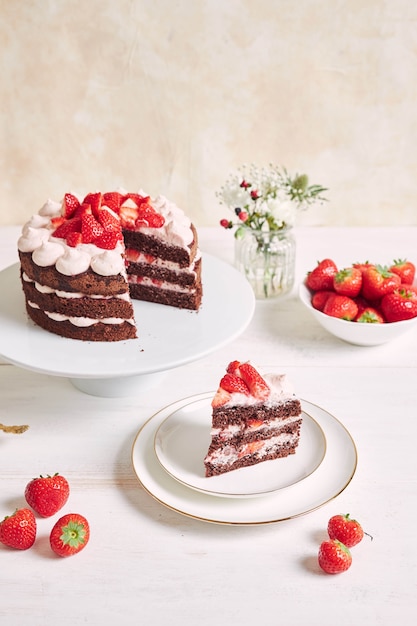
234;227;296;299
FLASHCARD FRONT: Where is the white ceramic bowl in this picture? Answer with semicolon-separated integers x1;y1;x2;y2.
299;282;417;346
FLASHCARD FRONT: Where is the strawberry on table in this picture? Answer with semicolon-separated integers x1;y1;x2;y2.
361;265;401;301
50;513;90;557
306;259;338;291
381;286;417;322
25;473;70;517
318;539;352;574
323;294;358;321
333;267;362;298
389;258;415;285
327;513;364;548
0;508;37;550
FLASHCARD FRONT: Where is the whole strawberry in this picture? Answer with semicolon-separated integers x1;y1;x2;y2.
0;508;37;550
361;265;401;301
318;539;352;574
389;258;415;285
323;293;358;321
333;267;362;298
50;513;90;557
327;513;364;547
381;286;417;322
306;259;338;292
25;473;70;517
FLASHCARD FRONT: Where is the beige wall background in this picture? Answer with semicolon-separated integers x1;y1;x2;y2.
1;0;416;228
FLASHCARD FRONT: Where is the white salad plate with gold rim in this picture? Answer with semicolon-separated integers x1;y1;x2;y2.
153;395;326;498
131;392;358;525
0;255;255;396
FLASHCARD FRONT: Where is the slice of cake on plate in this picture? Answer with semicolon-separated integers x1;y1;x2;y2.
17;190;202;342
204;361;303;477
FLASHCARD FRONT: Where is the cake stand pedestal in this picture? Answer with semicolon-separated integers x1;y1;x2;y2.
0;255;255;398
69;372;167;397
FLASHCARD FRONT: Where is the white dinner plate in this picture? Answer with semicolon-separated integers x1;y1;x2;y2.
0;255;254;379
131;393;358;525
154;397;326;497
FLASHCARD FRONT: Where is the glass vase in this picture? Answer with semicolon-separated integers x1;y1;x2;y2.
234;227;296;299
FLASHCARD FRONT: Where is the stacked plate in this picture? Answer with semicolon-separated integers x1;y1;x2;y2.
131;392;358;525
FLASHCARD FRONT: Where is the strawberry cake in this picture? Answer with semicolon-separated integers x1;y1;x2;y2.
17;190;202;342
204;361;303;477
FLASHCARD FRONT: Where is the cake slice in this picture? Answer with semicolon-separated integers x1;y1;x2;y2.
204;361;303;477
18;192;137;342
116;191;202;310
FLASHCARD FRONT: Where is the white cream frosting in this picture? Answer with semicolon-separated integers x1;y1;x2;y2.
28;301;134;327
18;190;195;278
55;247;92;276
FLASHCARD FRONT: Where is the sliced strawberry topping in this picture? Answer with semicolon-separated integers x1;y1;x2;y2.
66;231;83;247
94;231;122;250
211;387;231;408
238;363;270;400
52;217;82;240
219;373;250;395
103;192;123;212
81;213;104;244
63;193;80;218
122;193;149;207
120;206;138;229
50;216;65;229
97;207;120;232
82;192;102;217
226;360;241;375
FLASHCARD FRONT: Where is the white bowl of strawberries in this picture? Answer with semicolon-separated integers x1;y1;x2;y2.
299;258;417;346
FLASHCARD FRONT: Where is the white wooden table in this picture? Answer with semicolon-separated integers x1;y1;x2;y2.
1;225;416;625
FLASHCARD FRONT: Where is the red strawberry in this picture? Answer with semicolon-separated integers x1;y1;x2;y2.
226;360;241;375
219;373;250;395
238;363;270;400
381;286;417;322
333;267;362;297
52;217;82;240
66;231;83;247
355;306;384;323
389;258;415;285
81;213;104;244
94;231;122;250
311;290;334;312
353;261;375;274
120;206;138;229
50;513;90;557
103;191;123;212
318;539;352;574
97;207;121;232
361;265;401;301
323;294;358;321
82;192;102;217
0;508;37;550
63;193;80;218
306;259;338;291
327;513;364;548
136;211;165;229
211;387;231;408
122;193;149;207
24;473;70;517
50;216;65;229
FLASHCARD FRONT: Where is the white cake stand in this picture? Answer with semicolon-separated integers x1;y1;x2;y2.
0;254;255;397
